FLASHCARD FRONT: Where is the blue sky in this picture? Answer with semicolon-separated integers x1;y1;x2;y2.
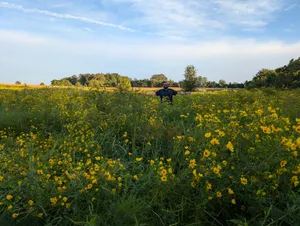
0;0;300;84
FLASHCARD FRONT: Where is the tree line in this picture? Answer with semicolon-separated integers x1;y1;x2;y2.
245;57;300;89
15;57;299;91
48;71;244;90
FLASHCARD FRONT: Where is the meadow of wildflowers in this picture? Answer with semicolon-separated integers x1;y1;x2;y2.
0;87;299;225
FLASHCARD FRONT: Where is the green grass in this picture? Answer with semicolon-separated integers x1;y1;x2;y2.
0;88;300;226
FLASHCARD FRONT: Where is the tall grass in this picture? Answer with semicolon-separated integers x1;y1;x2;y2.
0;88;299;225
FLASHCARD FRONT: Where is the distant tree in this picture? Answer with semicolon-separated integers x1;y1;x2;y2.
40;82;45;86
181;65;198;91
151;74;168;82
249;69;277;88
206;81;218;88
196;76;208;87
105;73;121;87
93;74;106;86
51;79;72;86
228;82;245;88
117;76;132;92
218;79;227;88
15;81;21;85
79;74;89;86
68;75;78;85
245;57;300;89
151;74;168;87
89;80;102;89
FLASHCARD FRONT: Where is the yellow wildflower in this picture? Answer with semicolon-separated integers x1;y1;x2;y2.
203;150;211;158
189;159;196;168
161;169;167;175
177;136;183;141
206;183;212;191
226;141;234;152
205;132;212;138
280;160;287;168
240;177;248;185
256;109;263;116
161;175;167;182
213;167;220;174
296;138;300;147
6;195;13;200
210;138;220;145
228;188;234;195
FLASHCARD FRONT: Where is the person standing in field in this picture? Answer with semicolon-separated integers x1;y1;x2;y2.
155;82;178;104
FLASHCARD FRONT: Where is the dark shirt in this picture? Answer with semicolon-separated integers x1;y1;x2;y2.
155;88;178;103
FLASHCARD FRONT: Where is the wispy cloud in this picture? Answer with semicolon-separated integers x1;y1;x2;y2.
2;29;299;59
211;0;283;27
110;0;222;37
108;0;283;38
284;3;297;11
0;1;135;32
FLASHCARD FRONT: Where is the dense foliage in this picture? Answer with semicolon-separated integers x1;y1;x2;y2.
0;87;299;225
246;57;300;89
51;73;179;88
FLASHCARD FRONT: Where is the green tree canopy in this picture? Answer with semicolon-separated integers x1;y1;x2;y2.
180;65;198;91
150;74;168;87
117;76;132;92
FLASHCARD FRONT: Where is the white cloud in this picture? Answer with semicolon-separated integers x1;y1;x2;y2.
0;29;47;44
2;29;299;58
211;0;283;27
110;0;222;37
108;0;283;38
0;29;299;84
0;1;135;31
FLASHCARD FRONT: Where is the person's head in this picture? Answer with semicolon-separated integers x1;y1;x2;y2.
163;82;169;89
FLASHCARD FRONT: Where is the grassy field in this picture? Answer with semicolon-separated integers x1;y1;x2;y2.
0;87;299;226
0;83;229;92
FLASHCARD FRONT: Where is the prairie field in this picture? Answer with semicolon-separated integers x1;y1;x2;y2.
0;87;300;226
